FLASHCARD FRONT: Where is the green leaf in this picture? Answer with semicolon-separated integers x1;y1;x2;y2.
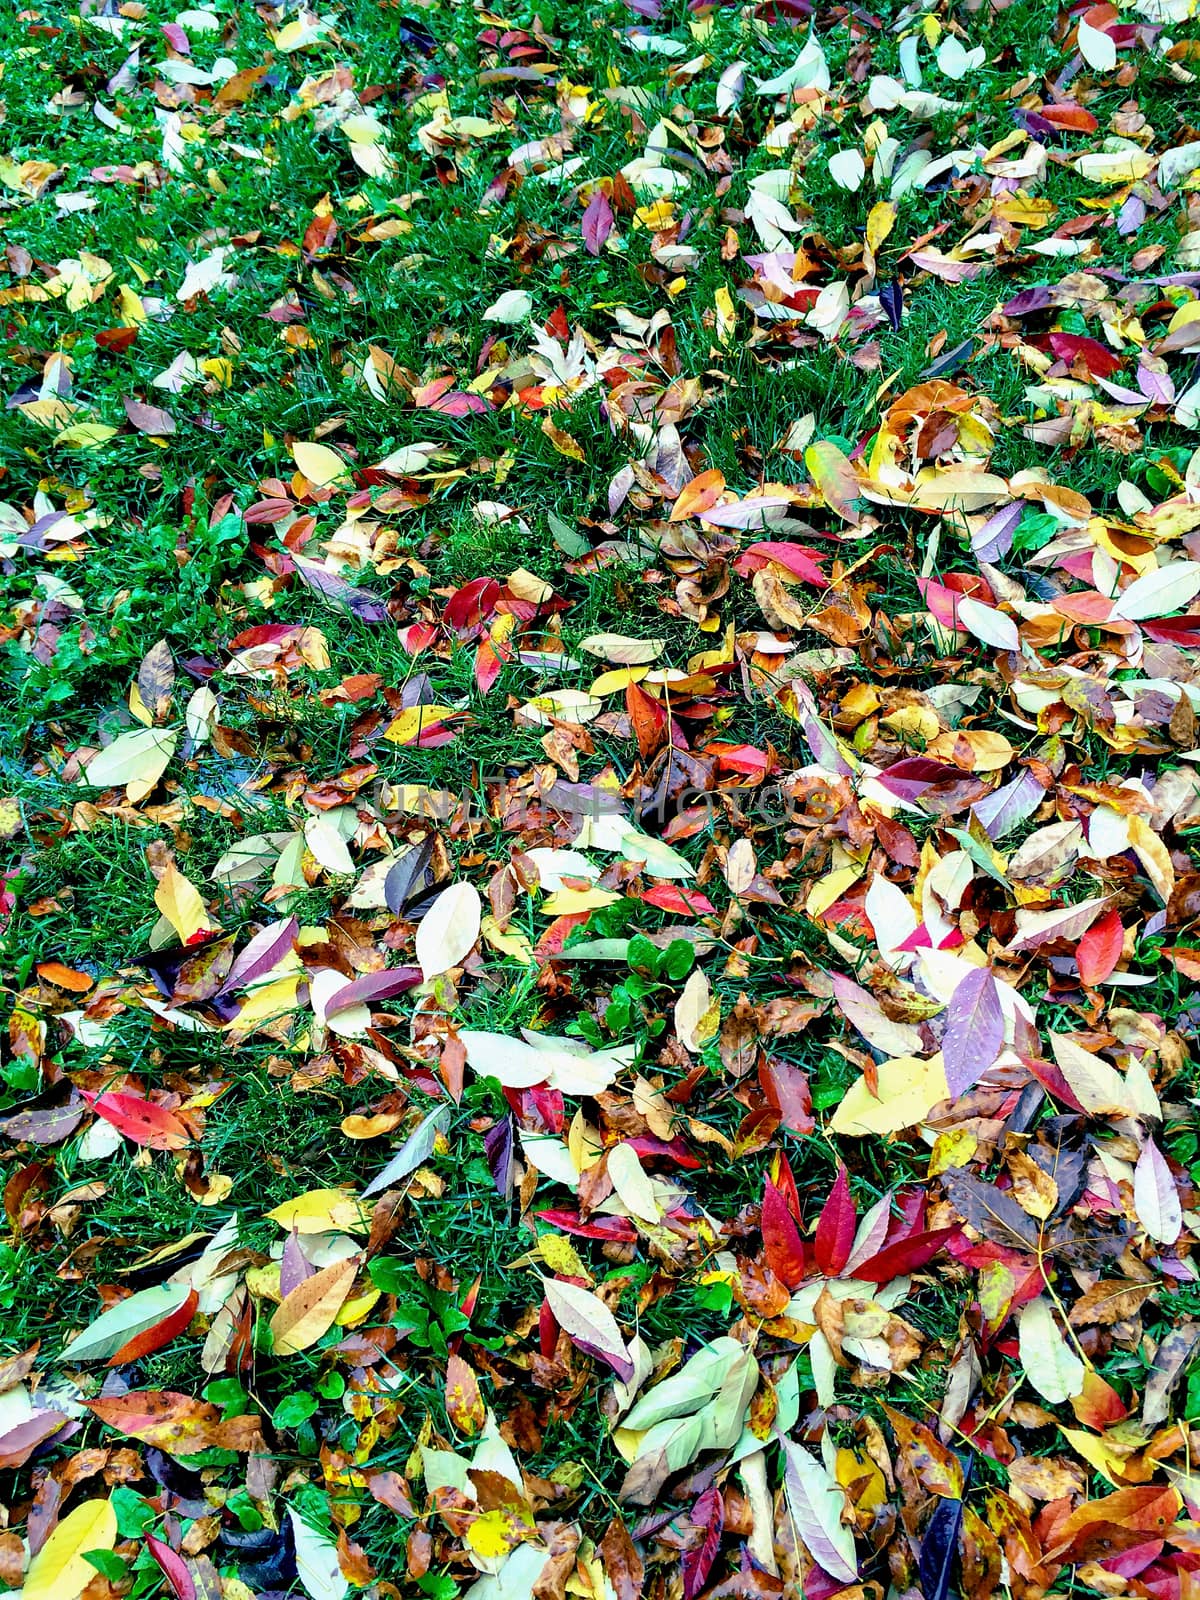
83;1549;128;1581
273;1392;319;1429
660;939;696;981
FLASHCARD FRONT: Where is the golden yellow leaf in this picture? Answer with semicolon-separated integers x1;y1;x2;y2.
266;1189;370;1234
1128;813;1175;904
269;1254;359;1355
154;862;214;944
382;705;460;745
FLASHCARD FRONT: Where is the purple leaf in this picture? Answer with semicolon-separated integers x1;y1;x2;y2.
280;1229;315;1298
971;767;1046;840
874;756;962;801
292;555;388;623
484;1117;514;1200
942;965;1005;1099
971;500;1024;563
323;967;422;1017
1138;359;1175;405
1134;1137;1182;1245
880;281;903;331
1001;286;1053;318
582;189;614;256
1117;193;1146;236
682;1487;724;1600
218;917;299;996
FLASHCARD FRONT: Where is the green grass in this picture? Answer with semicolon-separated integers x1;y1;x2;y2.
5;0;1200;1587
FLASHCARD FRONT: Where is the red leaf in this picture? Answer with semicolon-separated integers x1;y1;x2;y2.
96;327;140;352
534;1210;639;1242
445;577;499;634
146;1537;197;1600
626;679;669;760
682;1487;724;1600
1047;333;1122;377
108;1288;198;1368
733;541;828;585
813;1166;856;1277
761;1180;806;1288
1077;907;1124;986
758;1056;814;1135
582;189;614;256
1040;102;1099;131
851;1227;959;1284
636;885;716;916
474;637;504;694
770;1151;801;1220
84;1091;190;1151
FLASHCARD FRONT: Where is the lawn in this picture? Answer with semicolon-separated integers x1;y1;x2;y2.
3;0;1200;1595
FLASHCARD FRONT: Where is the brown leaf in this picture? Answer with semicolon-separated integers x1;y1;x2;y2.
598;1517;645;1600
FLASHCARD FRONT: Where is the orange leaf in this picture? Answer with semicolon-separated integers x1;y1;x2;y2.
669;469;726;523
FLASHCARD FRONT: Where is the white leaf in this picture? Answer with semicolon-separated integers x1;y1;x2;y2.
1049;1032;1137;1116
1111;561;1200;621
289;1509;348;1600
1017;1297;1084;1404
936;35;985;79
805;281;850;341
64;1283;193;1362
778;1434;858;1583
607;1142;660;1223
828;149;865;191
85;726;177;797
416;882;481;979
754;36;829;95
1134;1137;1182;1244
543;1276;630;1368
185;686;218;743
460;1029;633;1095
482;289;533;324
303;816;354;876
309;970;370;1039
956;595;1020;652
1078;16;1117;69
363;1104;452;1197
716;62;746;115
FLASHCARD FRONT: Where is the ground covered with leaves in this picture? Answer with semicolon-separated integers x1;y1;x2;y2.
7;0;1200;1595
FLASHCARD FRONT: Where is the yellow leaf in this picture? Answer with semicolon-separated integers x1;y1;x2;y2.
154;862;214;944
830;1054;949;1137
1128;813;1175;904
538;1233;591;1279
806;863;864;919
269;1255;359;1355
291;440;349;487
466;1510;522;1561
540;886;620;915
24;1497;118;1600
480;914;534;965
1058;1426;1132;1487
267;1188;370;1234
54;423;118;449
865;201;896;254
382;704;460;745
590;666;650;695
